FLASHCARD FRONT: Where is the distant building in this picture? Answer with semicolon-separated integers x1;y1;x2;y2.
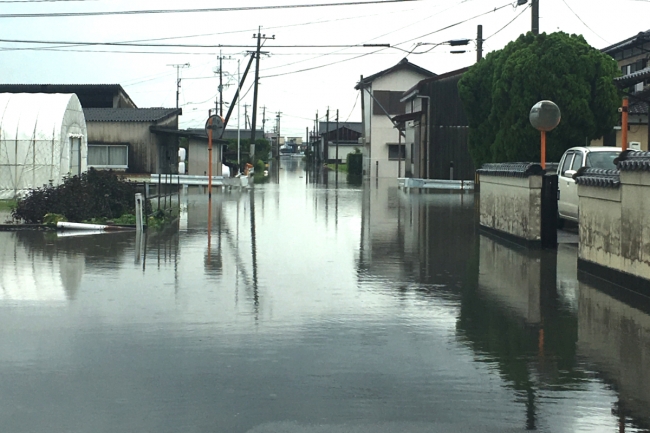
86;107;182;174
317;122;362;163
593;30;650;150
355;58;435;178
400;67;475;180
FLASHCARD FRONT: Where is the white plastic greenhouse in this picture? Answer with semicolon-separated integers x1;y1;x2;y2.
0;93;87;199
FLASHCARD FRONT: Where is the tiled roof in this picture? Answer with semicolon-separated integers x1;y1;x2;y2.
628;89;650;115
355;58;435;89
318;122;362;134
84;108;181;122
616;150;650;172
601;30;650;54
614;67;650;88
574;168;621;188
477;162;544;178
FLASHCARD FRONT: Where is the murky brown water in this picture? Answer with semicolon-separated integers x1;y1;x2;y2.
0;158;649;433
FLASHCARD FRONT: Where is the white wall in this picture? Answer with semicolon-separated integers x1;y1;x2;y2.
364;69;431;179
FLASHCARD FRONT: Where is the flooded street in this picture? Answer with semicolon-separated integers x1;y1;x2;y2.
1;158;649;433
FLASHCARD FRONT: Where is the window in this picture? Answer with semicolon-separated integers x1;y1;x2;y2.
586;152;619;170
560;151;574;176
388;144;405;160
372;91;406;115
571;152;584;171
88;144;128;169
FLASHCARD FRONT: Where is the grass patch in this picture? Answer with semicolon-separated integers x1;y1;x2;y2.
326;163;348;173
0;199;17;211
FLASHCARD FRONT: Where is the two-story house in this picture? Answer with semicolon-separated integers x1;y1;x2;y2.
595;30;650;150
355;58;435;178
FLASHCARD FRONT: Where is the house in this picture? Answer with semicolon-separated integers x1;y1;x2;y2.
0;84;136;109
593;30;650;150
399;67;475;180
355;58;436;178
317;121;362;163
86;108;182;174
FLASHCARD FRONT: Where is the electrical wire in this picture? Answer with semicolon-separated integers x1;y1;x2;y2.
559;0;609;43
485;3;529;40
0;0;422;18
344;93;360;122
260;2;512;79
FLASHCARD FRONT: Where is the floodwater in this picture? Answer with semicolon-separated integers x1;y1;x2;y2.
1;158;649;433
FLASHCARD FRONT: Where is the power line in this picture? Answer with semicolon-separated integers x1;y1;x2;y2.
559;0;609;43
0;0;422;18
0;37;393;48
260;2;512;79
485;3;529;40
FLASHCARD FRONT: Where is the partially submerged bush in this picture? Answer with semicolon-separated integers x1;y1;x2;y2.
13;169;146;224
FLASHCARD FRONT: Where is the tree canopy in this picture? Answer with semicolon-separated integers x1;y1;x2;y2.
458;32;620;167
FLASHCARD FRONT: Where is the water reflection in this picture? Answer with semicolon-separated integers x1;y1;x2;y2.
2;160;650;432
578;275;650;432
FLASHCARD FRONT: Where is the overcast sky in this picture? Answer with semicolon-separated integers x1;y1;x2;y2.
1;0;649;137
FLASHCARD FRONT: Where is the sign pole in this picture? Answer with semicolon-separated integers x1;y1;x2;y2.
621;97;629;151
541;130;546;169
208;117;213;199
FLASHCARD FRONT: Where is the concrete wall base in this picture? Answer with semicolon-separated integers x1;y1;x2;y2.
578;258;650;298
479;225;542;249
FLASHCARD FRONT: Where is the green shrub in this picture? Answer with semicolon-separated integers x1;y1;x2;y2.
12;168;149;223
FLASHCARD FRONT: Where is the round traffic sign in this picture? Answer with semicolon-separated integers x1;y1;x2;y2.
205;115;225;137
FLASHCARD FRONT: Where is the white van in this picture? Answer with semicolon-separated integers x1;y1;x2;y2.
557;146;621;223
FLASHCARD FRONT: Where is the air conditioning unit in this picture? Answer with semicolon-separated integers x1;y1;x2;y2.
629;141;641;150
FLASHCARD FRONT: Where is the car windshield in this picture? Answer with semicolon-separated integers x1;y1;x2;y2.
585;152;618;170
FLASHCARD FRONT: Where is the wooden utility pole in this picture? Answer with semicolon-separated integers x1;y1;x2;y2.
250;28;275;143
532;0;539;35
477;25;483;62
216;51;231;117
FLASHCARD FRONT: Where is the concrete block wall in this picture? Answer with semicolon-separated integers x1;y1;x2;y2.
479;170;543;242
577;155;650;283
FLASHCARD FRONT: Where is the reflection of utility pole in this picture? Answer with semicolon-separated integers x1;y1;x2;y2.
250;28;274;143
335;108;340;170
276;112;282;158
167;63;190;109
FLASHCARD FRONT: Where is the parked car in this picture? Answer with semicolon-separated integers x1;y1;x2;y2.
556;146;621;223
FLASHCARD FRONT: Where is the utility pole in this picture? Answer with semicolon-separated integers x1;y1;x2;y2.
532;0;539;35
326;108;330;163
262;106;266;133
243;104;250;129
477;25;483;62
167;63;190;109
335;109;340;170
250;28;275;144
